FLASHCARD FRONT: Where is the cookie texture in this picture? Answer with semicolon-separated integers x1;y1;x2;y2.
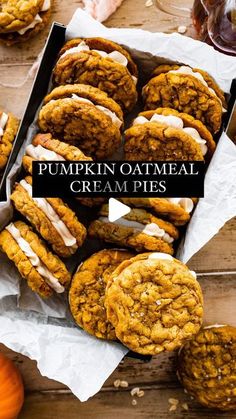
0;0;44;32
124;121;204;161
53;50;137;113
0;110;19;170
178;326;236;411
105;253;203;355
0;221;71;298
69;249;134;340
38;97;121;159
142;71;223;134
88;205;179;254
120;198;193;226
11;176;87;257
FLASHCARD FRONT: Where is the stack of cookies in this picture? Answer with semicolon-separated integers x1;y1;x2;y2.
0;108;19;171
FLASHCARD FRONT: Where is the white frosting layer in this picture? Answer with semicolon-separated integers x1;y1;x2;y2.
17;0;51;35
204;324;226;329
99;216;174;244
59;41;137;84
71;94;122;129
133;113;207;156
20;180;77;249
169;66;225;111
148;253;173;260
190;270;197;279
26;144;65;161
166;198;194;214
6;223;64;293
0;112;8;137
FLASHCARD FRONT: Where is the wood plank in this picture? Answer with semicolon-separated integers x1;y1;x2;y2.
1;274;235;394
19;387;234;419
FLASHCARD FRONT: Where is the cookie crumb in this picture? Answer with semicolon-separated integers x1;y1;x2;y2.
145;0;153;6
131;387;140;396
120;380;129;388
132;399;137;406
113;379;121;388
137;390;145;398
177;25;187;34
182;403;189;411
169;404;177;412
169;398;179;405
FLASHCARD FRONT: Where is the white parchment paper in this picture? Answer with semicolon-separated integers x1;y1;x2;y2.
0;9;236;401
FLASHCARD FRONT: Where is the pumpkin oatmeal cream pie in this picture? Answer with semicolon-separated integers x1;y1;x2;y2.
0;221;71;298
124;108;215;161
0;109;19;170
10;176;87;258
142;65;226;134
177;325;236;411
38;84;123;159
105;252;203;355
69;249;134;340
0;0;52;46
52;37;138;112
120;197;195;226
88;204;179;254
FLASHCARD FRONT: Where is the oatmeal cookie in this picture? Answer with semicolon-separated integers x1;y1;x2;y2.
69;249;134;340
178;325;236;411
0;220;71;298
11;176;87;258
53;38;138;112
142;65;225;133
88;205;179;254
119;197;195;226
105;252;203;355
0;109;19;170
38;84;123;159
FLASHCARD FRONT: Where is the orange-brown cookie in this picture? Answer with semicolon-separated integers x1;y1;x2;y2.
0;109;19;170
178;325;236;411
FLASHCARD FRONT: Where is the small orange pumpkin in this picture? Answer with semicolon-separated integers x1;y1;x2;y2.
0;353;24;419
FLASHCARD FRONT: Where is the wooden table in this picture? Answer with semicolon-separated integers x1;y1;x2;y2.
0;1;235;417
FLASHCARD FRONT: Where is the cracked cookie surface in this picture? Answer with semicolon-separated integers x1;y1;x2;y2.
0;0;43;32
178;326;236;411
105;253;203;355
0;110;19;170
69;249;134;340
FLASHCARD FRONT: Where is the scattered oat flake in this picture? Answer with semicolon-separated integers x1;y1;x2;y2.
114;379;121;388
132;399;137;406
169;398;179;405
137;390;145;398
182;403;189;411
120;380;129;388
131;387;140;396
145;0;153;7
177;25;187;34
169;405;177;412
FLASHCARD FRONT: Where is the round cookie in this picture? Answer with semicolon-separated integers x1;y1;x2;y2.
69;249;134;340
120;197;195;226
142;65;225;134
38;84;123;159
0;0;52;46
0;109;19;170
52;38;138;112
88;205;179;254
10;176;87;258
105;252;203;355
177;325;236;411
0;220;71;298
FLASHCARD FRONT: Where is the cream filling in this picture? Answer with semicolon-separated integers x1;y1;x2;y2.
0;112;8;138
166;198;194;214
148;253;173;261
99;216;174;244
26;144;65;161
169;65;225;111
59;41;137;85
133;113;207;156
204;324;226;329
20;180;77;249
6;223;64;293
71;94;122;129
17;0;51;35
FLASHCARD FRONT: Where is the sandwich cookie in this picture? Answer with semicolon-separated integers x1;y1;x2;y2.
142;65;226;133
105;252;203;355
10;176;87;258
0;0;52;46
125;108;215;161
178;325;236;411
0;221;71;298
88;205;179;254
38;84;123;159
52;37;138;112
69;249;134;340
0;109;19;170
120;197;195;226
